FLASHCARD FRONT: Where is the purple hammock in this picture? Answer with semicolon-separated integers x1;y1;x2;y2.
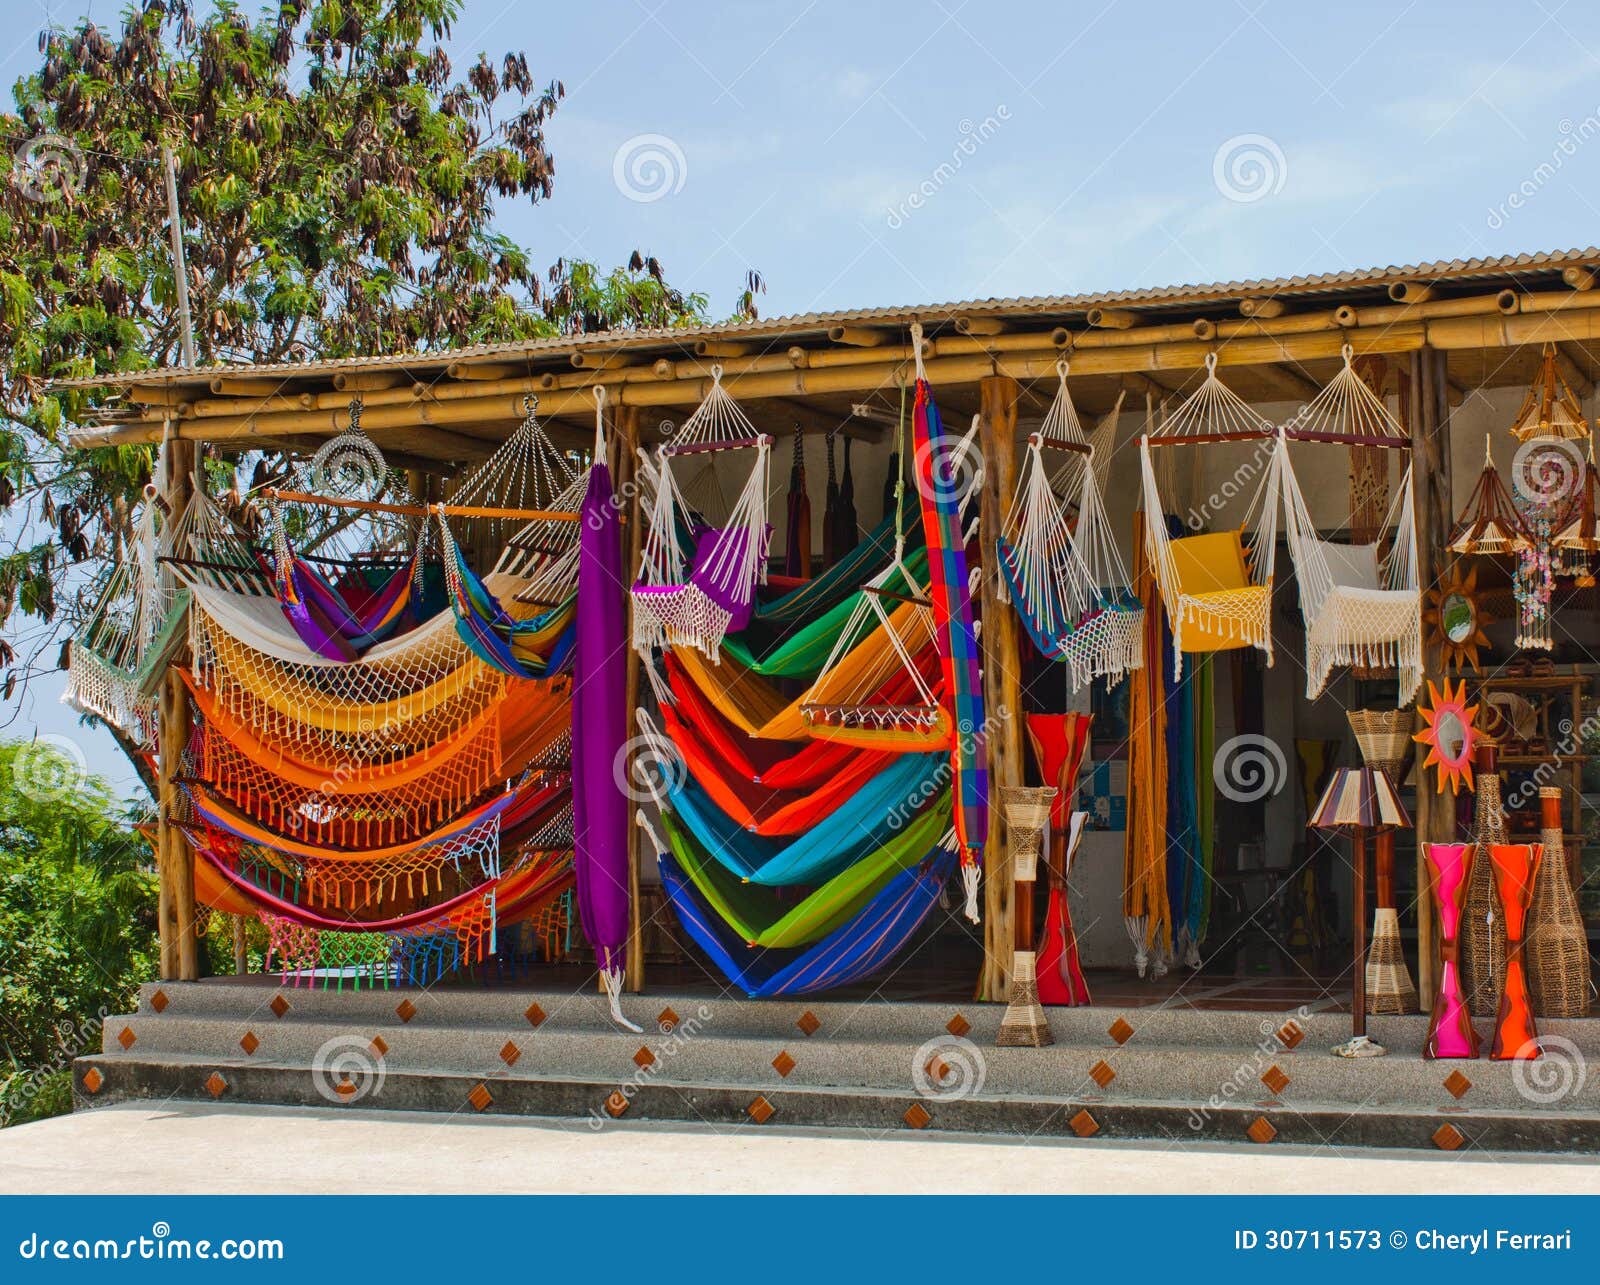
572;454;639;1030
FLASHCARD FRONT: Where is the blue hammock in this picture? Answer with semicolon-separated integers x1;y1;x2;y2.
667;751;945;886
444;534;578;680
659;843;956;997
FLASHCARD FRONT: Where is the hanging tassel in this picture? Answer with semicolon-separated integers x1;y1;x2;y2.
961;860;982;924
601;964;644;1033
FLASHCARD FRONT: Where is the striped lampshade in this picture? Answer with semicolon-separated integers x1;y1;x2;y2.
1310;766;1411;830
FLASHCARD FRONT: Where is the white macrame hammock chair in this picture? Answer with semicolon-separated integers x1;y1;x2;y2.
1277;347;1421;705
632;366;771;658
1138;354;1282;681
999;361;1141;688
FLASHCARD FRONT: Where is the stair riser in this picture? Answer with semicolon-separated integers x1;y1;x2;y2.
72;1056;1600;1155
98;1015;1599;1113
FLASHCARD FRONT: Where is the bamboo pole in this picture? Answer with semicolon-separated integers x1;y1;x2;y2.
613;403;647;995
157;434;199;981
977;375;1025;1003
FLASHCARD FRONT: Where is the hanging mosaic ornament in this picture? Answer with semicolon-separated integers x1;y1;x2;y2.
1510;436;1584;650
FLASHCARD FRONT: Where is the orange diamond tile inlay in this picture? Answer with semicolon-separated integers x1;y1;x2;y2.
395;999;418;1023
1443;1070;1472;1100
1089;1060;1116;1089
150;989;170;1014
1276;1021;1305;1050
117;1026;136;1050
604;1091;629;1118
499;1041;522;1067
369;1035;389;1058
1261;1065;1290;1097
1433;1123;1466;1151
81;1067;103;1094
1070;1109;1100;1138
269;994;290;1019
772;1051;796;1078
524;1002;547;1028
946;1013;971;1038
903;1103;932;1129
633;1046;656;1070
335;1080;357;1101
926;1055;951;1085
204;1072;228;1099
1107;1018;1135;1045
747;1096;775;1124
239;1032;260;1056
797;1010;821;1037
657;1007;680;1032
1247;1116;1278;1144
467;1083;493;1112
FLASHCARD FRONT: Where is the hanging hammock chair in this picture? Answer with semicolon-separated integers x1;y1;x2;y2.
998;360;1141;687
1138;354;1282;679
633;366;772;657
1278;347;1421;704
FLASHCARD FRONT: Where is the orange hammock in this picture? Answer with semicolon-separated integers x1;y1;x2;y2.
1123;511;1172;973
186;673;572;849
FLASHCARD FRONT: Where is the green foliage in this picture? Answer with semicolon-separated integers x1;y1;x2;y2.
0;740;153;1126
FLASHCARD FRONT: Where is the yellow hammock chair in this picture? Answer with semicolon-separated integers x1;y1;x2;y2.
1138;354;1283;679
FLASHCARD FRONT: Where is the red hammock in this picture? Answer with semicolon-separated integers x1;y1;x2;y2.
1028;712;1093;1006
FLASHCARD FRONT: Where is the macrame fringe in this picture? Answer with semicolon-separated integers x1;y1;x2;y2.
961;861;982;924
601;964;643;1032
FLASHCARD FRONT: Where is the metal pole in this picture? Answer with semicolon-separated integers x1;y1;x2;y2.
161;145;197;369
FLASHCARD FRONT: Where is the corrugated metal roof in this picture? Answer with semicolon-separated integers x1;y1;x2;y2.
49;246;1599;390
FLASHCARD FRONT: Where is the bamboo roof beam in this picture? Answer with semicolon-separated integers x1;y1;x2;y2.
1239;297;1285;318
1563;266;1596;291
827;325;889;347
1387;282;1435;305
1086;307;1137;329
693;339;754;357
446;360;528;381
954;315;1010;336
331;370;409;392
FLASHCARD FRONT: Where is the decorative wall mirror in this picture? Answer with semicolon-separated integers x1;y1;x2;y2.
1424;564;1491;673
1414;678;1478;796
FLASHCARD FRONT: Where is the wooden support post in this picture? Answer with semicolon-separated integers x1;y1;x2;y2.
232;915;248;975
1409;346;1455;1009
613;403;647;994
976;375;1025;1002
156;435;199;981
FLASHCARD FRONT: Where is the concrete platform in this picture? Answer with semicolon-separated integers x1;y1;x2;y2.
73;979;1600;1155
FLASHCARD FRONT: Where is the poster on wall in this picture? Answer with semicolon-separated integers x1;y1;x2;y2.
1078;760;1127;831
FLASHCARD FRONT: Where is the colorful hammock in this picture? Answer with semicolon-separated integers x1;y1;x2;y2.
909;346;988;909
663;751;946;886
655;796;951;949
662;653;899;791
753;507;917;626
657;829;957;997
571;403;638;1029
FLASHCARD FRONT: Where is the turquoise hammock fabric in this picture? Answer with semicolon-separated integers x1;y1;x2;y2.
1157;529;1205;956
658;839;956;997
666;751;945;886
751;507;919;627
722;545;930;679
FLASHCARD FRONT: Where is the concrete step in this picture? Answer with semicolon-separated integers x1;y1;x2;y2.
73;1048;1600;1155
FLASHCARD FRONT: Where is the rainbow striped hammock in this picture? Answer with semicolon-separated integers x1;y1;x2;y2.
997;361;1142;688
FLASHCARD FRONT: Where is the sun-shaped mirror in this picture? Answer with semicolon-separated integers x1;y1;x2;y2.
1413;678;1478;796
1425;563;1491;673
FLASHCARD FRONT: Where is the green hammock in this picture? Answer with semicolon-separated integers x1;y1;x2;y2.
659;792;951;949
722;546;930;678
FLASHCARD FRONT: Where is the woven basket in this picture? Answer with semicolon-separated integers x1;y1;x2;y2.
1347;709;1412;780
1461;770;1508;1018
1528;788;1590;1018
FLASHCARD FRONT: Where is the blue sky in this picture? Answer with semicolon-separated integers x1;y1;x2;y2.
6;0;1600;794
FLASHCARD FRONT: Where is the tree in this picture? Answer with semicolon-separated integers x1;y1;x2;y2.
0;0;751;705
